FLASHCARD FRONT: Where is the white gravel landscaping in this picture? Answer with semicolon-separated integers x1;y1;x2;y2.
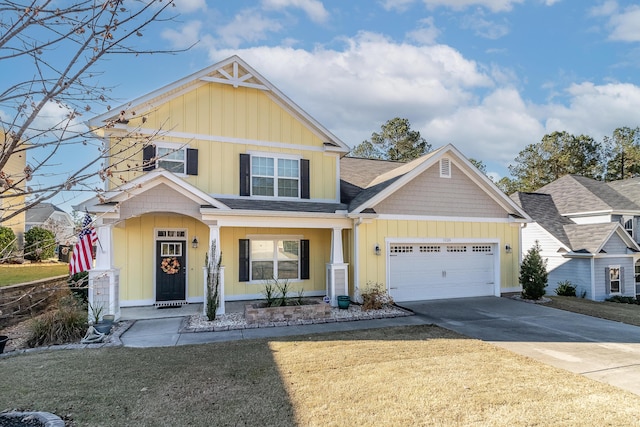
184;303;413;332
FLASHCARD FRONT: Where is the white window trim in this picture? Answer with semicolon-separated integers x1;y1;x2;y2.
609;264;621;294
155;228;188;241
155;142;187;175
248;236;302;283
248;151;302;199
622;216;634;238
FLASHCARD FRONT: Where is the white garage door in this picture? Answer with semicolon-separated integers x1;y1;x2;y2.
389;243;496;302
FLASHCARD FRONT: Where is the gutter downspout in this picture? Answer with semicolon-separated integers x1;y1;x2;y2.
353;217;363;302
590;256;596;299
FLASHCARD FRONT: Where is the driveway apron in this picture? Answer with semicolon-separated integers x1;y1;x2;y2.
399;296;640;396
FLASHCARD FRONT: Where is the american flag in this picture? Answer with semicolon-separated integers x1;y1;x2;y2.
69;213;98;275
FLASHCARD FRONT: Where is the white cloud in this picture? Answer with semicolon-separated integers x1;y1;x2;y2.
420;0;524;13
161;20;208;50
217;9;283;48
544;82;640;140
261;0;330;23
172;0;207;14
406;17;440;45
380;0;417;12
460;11;510;39
608;5;640;42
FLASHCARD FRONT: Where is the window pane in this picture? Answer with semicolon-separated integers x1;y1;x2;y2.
158;160;185;173
252;157;274;176
278;241;299;260
278;178;298;197
251;240;274;260
253;177;274;196
278;159;299;178
158;147;185;161
252;261;273;281
278;261;298;279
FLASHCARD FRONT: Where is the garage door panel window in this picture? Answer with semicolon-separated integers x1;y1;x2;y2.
390;245;413;253
446;245;467;253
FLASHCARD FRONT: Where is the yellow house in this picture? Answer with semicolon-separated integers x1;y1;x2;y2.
78;56;530;318
0;128;26;252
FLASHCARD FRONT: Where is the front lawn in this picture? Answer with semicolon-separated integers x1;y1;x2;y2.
2;325;640;426
0;263;68;287
548;295;640;327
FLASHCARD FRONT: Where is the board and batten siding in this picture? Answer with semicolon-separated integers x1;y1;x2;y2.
373;163;507;218
356;219;521;294
113;214;209;304
105;82;338;201
219;227;331;299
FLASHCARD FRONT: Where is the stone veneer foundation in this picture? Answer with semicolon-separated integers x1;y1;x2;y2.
244;300;331;325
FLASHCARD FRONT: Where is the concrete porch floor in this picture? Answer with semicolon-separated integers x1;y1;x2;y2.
120;301;249;320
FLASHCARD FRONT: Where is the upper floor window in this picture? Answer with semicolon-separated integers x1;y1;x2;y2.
143;143;198;176
623;217;634;238
240;153;309;199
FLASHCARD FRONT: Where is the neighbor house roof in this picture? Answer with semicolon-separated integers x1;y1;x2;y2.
511;192;573;248
25;203;66;224
537;175;640;215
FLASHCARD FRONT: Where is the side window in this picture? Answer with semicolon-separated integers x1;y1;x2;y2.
143;144;198;175
607;266;622;294
239;238;309;282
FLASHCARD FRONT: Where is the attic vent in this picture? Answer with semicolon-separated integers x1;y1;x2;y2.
440;158;451;178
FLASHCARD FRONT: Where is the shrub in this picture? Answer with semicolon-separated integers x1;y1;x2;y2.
555;280;576;297
605;295;639;305
360;282;394;311
261;277;292;307
27;295;88;347
68;271;89;303
520;241;548;300
24;226;56;261
0;226;17;262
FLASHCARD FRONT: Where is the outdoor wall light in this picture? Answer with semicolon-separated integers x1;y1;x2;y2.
505;244;512;253
374;244;381;256
192;237;199;249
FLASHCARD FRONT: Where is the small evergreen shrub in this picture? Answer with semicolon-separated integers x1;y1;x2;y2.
261;277;292;307
24;226;56;261
520;241;548;300
0;226;17;262
360;282;394;311
605;295;639;305
555;280;577;297
27;295;88;347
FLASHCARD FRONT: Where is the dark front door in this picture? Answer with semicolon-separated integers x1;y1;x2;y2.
156;240;186;302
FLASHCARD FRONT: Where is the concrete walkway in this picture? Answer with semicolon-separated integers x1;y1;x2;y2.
401;296;640;396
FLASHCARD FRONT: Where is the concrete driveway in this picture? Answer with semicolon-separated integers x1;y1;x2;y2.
399;296;640;396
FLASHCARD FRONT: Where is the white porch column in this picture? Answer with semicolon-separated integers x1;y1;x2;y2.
89;221;120;320
94;223;113;270
326;227;349;307
203;224;224;315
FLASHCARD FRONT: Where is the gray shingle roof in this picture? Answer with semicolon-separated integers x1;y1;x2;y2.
214;198;348;213
563;222;619;254
537;175;640;214
511;192;573;247
25;203;61;223
607;177;640;206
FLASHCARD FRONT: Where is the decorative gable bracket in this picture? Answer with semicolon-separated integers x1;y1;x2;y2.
199;61;269;91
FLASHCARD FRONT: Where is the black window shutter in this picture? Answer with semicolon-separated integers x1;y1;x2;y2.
240;154;250;196
239;239;250;282
142;145;156;172
621;267;625;293
300;159;310;199
186;148;198;175
300;239;310;279
605;267;610;294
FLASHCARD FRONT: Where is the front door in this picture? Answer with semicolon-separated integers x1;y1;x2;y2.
156;240;186;302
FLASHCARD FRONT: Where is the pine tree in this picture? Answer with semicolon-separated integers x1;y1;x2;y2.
520;241;548;300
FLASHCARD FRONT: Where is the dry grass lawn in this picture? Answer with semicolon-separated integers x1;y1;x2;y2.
2;325;640;426
548;295;640;327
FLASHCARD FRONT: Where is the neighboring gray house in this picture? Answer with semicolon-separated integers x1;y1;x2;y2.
25;203;75;245
513;174;640;300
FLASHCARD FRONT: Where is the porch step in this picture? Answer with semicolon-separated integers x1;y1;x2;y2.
154;300;188;309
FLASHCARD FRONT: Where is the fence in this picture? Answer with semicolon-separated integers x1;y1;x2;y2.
0;275;70;328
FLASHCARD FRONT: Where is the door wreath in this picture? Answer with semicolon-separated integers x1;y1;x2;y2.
160;257;180;274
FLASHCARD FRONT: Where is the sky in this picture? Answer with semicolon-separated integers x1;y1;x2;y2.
6;0;640;211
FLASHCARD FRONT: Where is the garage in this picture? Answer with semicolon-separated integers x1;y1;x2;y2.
388;242;497;302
